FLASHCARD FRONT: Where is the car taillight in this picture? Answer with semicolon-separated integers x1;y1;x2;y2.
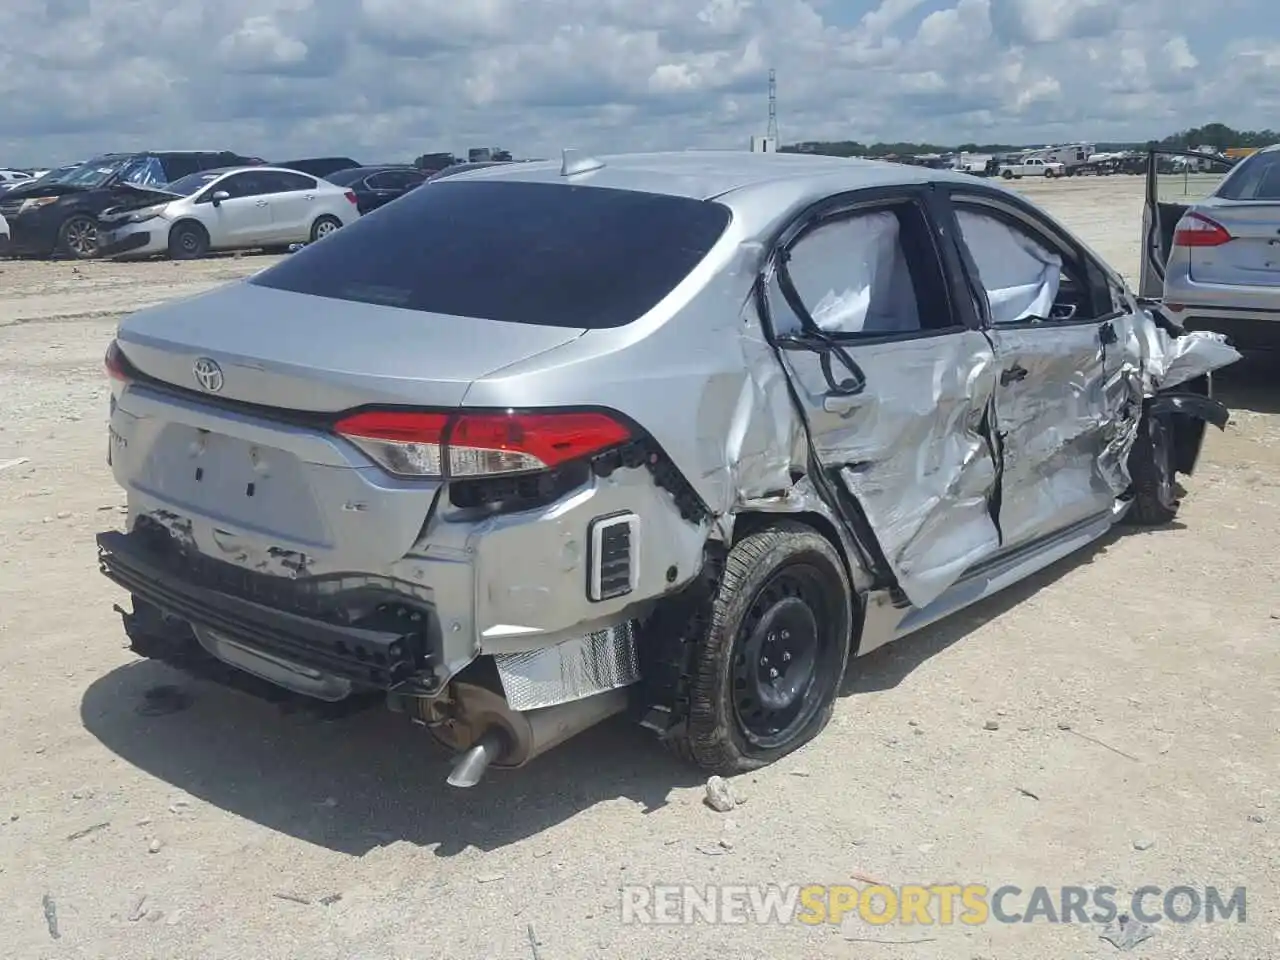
333;409;631;479
344;190;358;205
104;339;133;383
335;410;449;477
1172;212;1232;247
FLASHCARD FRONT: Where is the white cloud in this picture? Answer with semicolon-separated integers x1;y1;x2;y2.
0;0;1272;165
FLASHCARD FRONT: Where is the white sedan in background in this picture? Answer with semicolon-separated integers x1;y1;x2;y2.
97;165;361;260
0;211;10;256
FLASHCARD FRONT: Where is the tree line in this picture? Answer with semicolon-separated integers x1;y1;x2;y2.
778;122;1278;159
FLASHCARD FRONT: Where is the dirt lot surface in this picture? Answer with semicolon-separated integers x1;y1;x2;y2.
1;177;1277;960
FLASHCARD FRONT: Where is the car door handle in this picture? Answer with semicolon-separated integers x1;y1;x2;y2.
255;200;268;207
1000;364;1028;386
303;194;315;200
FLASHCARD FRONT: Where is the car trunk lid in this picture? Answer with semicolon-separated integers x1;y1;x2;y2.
117;281;587;411
1187;200;1280;287
111;281;586;572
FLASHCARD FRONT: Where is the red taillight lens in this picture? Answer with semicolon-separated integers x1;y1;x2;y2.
1173;212;1232;247
448;412;632;476
335;410;449;477
104;339;132;383
333;409;631;478
344;190;358;205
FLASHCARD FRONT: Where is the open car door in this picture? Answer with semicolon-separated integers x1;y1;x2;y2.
1138;147;1237;298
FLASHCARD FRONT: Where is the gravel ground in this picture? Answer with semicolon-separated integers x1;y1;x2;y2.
0;176;1277;960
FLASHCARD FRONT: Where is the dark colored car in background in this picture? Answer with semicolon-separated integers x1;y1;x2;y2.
274;157;361;179
0;151;265;259
324;165;427;214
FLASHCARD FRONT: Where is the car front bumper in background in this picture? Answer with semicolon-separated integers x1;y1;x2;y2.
98;221;166;258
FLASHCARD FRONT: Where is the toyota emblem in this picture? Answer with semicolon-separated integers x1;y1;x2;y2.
193;357;224;393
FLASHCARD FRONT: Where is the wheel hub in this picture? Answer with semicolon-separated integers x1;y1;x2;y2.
731;570;832;747
746;598;817;712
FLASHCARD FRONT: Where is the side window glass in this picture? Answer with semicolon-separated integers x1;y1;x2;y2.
217;174;258;199
273;172;315;192
366;173;394;189
774;209;925;336
120;156;166;188
954;208;1069;324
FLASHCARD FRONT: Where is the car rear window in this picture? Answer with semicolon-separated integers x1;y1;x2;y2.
248;180;732;329
1215;150;1280;201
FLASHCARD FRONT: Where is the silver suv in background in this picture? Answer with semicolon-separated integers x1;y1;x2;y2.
97;152;1239;788
97;166;360;260
1139;144;1280;350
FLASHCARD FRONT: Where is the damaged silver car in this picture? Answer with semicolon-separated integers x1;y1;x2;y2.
96;151;1240;786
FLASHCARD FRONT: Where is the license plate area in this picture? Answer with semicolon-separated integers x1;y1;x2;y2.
136;424;330;546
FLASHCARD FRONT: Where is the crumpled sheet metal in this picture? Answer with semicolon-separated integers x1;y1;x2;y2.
724;293;809;513
987;324;1132;549
494;620;640;711
1147;325;1241;390
821;333;1003;610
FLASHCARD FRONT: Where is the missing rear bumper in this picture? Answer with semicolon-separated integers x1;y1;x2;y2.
97;529;438;694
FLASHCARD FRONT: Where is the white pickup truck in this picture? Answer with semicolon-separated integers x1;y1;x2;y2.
999;157;1065;179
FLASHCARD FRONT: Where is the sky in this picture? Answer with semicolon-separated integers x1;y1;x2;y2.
0;0;1275;166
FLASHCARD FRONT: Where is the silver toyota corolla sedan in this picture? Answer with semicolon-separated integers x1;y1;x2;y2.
96;151;1240;787
97;165;360;260
1139;144;1280;350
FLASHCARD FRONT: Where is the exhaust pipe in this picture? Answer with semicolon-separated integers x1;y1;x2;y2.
439;682;630;788
447;728;507;788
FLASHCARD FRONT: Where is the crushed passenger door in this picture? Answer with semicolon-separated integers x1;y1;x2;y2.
949;195;1134;550
762;192;1002;609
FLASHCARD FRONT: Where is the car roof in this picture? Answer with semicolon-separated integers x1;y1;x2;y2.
440;150;979;202
339;165;419;175
195;165;319;177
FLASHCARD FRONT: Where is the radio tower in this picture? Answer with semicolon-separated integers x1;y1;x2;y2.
766;68;779;143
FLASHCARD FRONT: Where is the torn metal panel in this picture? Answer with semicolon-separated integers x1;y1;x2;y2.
762;205;1004;610
957;207;1139;548
800;333;1002;609
986;325;1128;549
1152;328;1242;390
735;474;876;594
724;289;806;509
494;620;640;710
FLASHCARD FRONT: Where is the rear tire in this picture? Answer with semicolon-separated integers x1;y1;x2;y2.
1002;169;1014;180
167;222;209;260
310;215;342;242
666;522;851;775
1124;412;1181;525
58;215;99;259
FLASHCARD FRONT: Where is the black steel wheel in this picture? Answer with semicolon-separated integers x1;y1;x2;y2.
168;222;209;260
668;521;852;774
58;215;99;259
1124;412;1180;525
